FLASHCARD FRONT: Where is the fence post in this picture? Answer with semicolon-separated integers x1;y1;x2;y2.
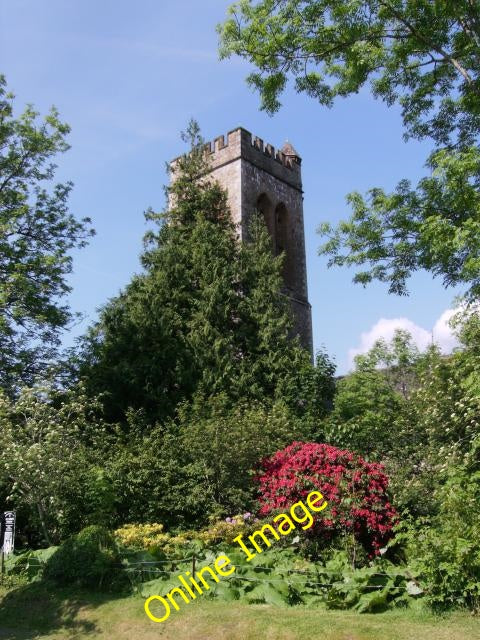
192;554;196;577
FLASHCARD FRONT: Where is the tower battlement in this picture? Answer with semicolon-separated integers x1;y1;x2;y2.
202;128;302;191
205;127;301;167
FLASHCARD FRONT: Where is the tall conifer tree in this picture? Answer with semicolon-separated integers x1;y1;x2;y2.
78;122;322;426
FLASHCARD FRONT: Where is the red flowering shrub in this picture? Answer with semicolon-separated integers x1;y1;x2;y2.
256;442;397;555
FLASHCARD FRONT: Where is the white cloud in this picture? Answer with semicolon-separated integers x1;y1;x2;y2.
348;308;460;367
432;308;460;354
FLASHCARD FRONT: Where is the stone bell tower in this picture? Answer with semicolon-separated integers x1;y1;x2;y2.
203;127;313;356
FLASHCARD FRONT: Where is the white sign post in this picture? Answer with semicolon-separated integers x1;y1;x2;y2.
2;511;15;554
1;511;16;580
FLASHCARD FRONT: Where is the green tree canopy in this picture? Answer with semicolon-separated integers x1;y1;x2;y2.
219;1;480;300
219;0;479;142
324;328;422;457
106;396;306;527
318;147;480;299
0;76;94;391
322;315;480;517
0;382;109;545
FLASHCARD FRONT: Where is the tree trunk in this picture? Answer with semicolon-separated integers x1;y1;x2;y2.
36;501;52;546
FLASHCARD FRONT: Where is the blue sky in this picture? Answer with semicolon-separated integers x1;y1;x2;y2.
0;0;461;374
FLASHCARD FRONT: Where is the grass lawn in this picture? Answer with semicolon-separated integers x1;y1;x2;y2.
0;582;479;640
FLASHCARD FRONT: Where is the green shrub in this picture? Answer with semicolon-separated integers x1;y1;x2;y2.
5;547;58;581
413;523;480;612
43;525;126;590
406;447;480;612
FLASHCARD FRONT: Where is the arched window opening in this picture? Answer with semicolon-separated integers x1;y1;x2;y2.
256;193;275;247
275;202;295;290
275;203;287;256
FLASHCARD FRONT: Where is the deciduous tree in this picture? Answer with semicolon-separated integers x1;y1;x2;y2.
0;383;108;545
219;1;480;299
0;76;94;391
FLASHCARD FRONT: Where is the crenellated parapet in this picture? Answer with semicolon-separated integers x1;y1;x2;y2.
202;128;302;191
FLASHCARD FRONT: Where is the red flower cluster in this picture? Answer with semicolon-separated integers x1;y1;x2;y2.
256;442;397;554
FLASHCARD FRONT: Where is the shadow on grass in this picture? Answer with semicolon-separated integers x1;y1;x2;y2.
0;580;125;639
